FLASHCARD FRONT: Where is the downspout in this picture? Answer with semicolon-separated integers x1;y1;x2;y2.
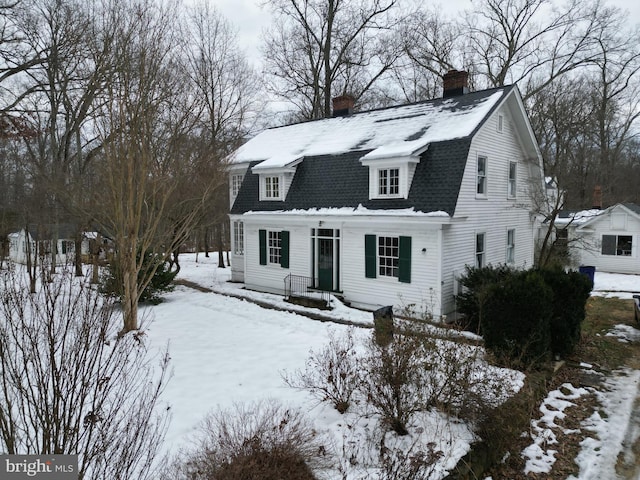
437;225;444;320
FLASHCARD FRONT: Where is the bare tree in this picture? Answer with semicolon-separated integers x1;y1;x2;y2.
176;3;260;268
0;268;169;479
0;0;47;114
395;7;466;102
528;76;598;208
464;0;603;98
527;5;640;210
92;0;216;333
262;0;405;120
587;8;640;202
184;3;260;151
9;0;120;277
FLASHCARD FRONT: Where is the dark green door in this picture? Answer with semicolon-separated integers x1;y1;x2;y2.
318;238;333;291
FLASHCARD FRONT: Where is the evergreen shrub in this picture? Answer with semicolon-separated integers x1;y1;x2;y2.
537;267;592;357
458;265;591;367
480;270;553;367
456;264;516;334
100;249;177;305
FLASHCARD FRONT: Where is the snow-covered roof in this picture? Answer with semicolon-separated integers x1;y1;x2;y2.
244;205;450;217
231;89;507;167
555;209;604;226
556;203;640;228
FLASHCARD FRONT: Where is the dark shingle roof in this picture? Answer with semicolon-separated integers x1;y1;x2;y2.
230;137;472;216
230;86;513;216
623;203;640;216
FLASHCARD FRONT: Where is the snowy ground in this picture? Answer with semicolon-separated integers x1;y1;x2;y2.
593;271;640;299
519;270;640;480
145;254;522;478
143;254;640;478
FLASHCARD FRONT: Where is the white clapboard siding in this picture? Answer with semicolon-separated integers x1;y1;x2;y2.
574;206;640;274
340;223;443;316
440;105;538;314
243;222;311;294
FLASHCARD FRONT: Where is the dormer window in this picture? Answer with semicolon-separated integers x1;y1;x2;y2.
378;168;400;196
252;156;301;202
361;155;419;200
265;176;280;199
232;174;244;197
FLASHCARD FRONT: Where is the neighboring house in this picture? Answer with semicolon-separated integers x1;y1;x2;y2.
556;203;640;275
7;224;91;265
228;70;545;318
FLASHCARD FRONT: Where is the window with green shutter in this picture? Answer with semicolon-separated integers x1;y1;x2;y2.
365;234;376;278
398;236;411;283
280;231;290;268
259;229;267;265
365;234;411;283
260;230;290;267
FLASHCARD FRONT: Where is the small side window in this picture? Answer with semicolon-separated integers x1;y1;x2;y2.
477;156;487;196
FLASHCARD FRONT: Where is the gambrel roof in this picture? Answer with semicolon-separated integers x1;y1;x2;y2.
231;85;536;216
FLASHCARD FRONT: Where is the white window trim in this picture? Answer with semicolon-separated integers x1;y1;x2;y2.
601;234;633;257
506;228;515;264
476;155;487;198
378;235;399;278
268;230;282;264
260;174;284;201
361;156;418;200
475;232;486;268
233;221;244;255
231;173;244;199
497;114;504;133
376;167;402;198
508;161;517;199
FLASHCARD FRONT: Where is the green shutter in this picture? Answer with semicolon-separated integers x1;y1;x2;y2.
259;229;267;265
365;234;376;278
280;231;290;268
398;236;411;283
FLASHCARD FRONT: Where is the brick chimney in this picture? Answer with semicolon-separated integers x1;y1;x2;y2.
332;95;355;117
592;185;603;209
442;70;469;98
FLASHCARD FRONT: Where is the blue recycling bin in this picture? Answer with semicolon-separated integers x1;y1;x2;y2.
578;265;596;287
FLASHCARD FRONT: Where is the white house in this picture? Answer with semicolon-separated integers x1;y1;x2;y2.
7;225;91;265
556;203;640;275
228;71;545;318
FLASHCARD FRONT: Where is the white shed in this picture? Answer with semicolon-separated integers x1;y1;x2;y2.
562;204;640;275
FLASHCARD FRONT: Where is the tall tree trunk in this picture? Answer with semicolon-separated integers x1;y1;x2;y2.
216;224;225;268
75;234;83;277
50;231;57;277
121;243;139;334
204;227;210;258
91;255;99;284
91;237;100;284
171;249;181;274
24;226;37;293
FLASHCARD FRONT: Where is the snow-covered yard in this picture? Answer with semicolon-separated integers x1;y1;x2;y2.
145;254;523;478
143;254;640;479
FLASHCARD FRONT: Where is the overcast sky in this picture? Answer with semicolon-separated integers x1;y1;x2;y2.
216;0;640;70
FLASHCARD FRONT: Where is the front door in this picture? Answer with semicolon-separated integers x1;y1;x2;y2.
318;238;333;291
